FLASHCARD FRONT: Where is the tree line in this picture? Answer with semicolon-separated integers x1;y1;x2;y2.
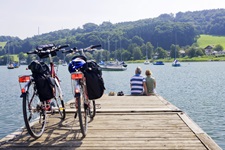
1;8;225;65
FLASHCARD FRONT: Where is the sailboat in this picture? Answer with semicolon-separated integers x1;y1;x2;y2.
144;49;150;65
7;53;14;69
172;46;181;67
6;42;16;69
99;48;127;71
172;29;181;67
172;59;181;67
62;53;67;66
144;59;150;65
7;63;14;69
62;61;67;66
99;59;127;71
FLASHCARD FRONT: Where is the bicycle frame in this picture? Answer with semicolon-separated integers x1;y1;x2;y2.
49;53;56;78
48;53;63;101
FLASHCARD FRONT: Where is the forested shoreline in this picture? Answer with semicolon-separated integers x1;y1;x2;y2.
1;8;225;64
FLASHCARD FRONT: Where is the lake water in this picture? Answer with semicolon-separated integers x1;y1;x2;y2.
0;62;225;149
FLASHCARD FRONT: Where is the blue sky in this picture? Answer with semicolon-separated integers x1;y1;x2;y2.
1;0;224;39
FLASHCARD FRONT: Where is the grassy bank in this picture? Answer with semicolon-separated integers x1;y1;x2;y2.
197;34;225;48
127;34;225;63
0;42;7;49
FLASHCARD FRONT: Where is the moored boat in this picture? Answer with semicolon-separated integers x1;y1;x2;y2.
100;65;127;71
62;62;67;66
7;63;14;69
144;50;150;65
99;60;127;71
172;59;181;67
153;61;164;65
144;60;150;65
120;61;127;67
13;62;20;68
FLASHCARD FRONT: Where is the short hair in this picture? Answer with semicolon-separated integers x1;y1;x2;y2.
145;69;152;76
135;67;141;74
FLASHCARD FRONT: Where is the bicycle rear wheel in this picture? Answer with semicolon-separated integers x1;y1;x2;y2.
52;82;66;119
77;95;88;137
22;81;46;138
89;100;96;119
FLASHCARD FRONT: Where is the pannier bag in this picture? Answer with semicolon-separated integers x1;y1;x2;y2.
84;61;105;100
28;60;50;75
32;74;55;101
28;61;55;101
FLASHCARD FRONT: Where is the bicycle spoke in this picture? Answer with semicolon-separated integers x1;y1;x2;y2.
23;81;46;138
52;83;65;119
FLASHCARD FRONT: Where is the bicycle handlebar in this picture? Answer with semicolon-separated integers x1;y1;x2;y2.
27;44;70;55
58;44;70;49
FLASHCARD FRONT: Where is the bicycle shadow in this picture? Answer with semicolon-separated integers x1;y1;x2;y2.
1;114;86;149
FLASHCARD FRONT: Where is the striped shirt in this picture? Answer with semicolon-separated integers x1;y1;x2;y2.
130;74;145;95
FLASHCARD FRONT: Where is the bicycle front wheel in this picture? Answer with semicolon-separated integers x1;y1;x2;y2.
77;95;88;137
22;81;46;138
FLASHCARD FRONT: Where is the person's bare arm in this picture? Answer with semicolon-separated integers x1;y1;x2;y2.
143;82;147;94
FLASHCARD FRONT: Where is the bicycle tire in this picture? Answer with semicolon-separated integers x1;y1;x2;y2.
52;81;66;119
89;100;96;119
77;95;88;137
22;81;46;138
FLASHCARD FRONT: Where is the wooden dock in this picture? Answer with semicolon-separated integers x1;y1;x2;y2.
0;95;222;150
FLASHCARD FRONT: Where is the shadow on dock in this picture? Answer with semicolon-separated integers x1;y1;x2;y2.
0;95;222;150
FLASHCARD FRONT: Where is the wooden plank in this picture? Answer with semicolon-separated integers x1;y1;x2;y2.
179;112;222;150
0;95;221;150
0;113;206;150
66;95;181;113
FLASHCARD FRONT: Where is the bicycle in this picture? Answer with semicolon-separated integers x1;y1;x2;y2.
63;44;104;137
18;44;69;138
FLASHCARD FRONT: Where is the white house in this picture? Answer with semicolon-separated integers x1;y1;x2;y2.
204;45;214;55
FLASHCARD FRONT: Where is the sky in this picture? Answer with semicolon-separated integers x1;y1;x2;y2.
1;0;224;39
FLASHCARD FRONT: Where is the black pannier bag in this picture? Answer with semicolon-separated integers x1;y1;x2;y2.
84;61;105;100
28;60;50;75
28;61;55;101
32;74;55;101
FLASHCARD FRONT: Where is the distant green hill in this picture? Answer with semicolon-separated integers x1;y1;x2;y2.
197;35;225;49
0;42;6;50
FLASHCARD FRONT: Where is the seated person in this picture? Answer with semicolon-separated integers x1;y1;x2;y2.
130;67;147;95
145;69;156;95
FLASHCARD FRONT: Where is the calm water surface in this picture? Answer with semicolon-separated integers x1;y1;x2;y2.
0;62;225;149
